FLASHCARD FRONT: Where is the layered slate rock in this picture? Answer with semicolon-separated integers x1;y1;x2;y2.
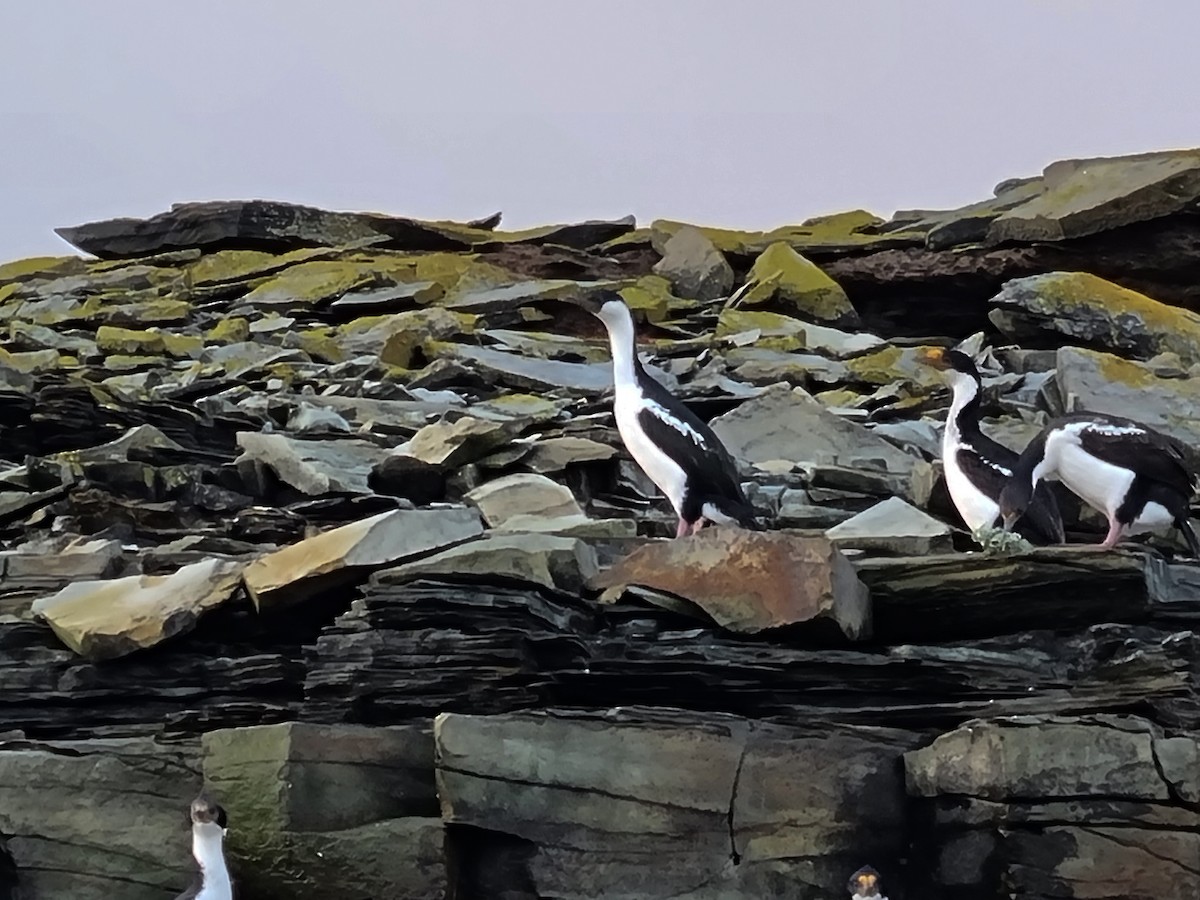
5;148;1200;899
593;531;871;638
435;708;921;900
905;715;1200;900
202;722;445;900
0;737;202;900
30;558;243;660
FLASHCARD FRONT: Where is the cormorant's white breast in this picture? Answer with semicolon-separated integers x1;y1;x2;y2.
568;290;761;537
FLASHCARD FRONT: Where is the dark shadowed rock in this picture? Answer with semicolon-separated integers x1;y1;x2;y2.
55;200;477;258
243;507;484;610
905;715;1200;900
593;530;871;638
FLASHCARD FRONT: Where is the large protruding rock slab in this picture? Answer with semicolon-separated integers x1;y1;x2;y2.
0;737;202;900
377;532;600;594
710;384;922;486
55;199;477;257
742;240;858;325
989;271;1200;363
593;530;871;638
986;149;1200;244
30;558;244;660
243;507;484;610
651;225;734;301
202;722;444;900
905;715;1200;900
435;708;920;900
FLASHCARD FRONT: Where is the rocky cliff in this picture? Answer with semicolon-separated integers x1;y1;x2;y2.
3;149;1200;899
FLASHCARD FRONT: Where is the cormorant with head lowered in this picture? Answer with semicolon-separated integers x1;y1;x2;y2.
999;412;1200;555
174;794;232;900
918;346;1064;545
567;290;761;537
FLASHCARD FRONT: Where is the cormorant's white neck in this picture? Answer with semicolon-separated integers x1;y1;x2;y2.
192;824;231;899
596;302;640;391
944;370;980;445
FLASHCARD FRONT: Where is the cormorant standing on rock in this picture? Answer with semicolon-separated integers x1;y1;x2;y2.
1000;412;1200;555
918;346;1064;545
174;794;232;900
566;290;762;537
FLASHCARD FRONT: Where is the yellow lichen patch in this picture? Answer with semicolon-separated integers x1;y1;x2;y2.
618;276;673;323
186;247;330;285
206;317;251;344
0;348;61;372
161;334;204;358
0;255;85;284
239;259;401;307
95;326;202;359
651;214;922;257
1094;350;1158;388
716;308;807;339
294;327;345;364
0;283;20;305
845;345;946;389
744;242;856;324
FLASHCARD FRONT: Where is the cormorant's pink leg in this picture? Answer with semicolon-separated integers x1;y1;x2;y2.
1099;518;1124;550
675;518;689;538
690;517;707;535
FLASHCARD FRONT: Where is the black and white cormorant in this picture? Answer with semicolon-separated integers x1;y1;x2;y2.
174;794;232;900
999;412;1200;555
848;865;888;900
918;346;1064;544
568;290;761;537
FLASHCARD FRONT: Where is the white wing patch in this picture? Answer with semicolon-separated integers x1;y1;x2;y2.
959;444;1012;477
1064;420;1146;438
643;399;708;448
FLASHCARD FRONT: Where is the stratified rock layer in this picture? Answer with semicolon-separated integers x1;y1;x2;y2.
4;148;1200;899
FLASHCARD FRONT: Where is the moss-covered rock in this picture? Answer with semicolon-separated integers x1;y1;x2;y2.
742;241;858;325
96;326;203;359
649;213;923;258
186;246;331;285
205;317;251;344
989;271;1200;364
0;255;86;284
617;275;675;322
0;347;62;373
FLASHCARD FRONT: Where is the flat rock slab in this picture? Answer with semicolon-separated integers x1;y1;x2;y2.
435;708;919;899
465;472;583;527
710;384;919;481
826;496;954;556
376;531;600;594
54;199;478;258
236;432;391;495
990;271;1200;364
593;529;871;639
243;507;484;610
31;558;244;660
986;149;1200;244
405;415;514;469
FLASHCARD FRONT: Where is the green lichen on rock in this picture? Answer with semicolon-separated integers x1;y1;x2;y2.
206;317;251;344
239;260;389;308
187;247;332;286
0;255;86;284
0;347;62;373
95;326;203;359
989;271;1200;364
742;241;858;325
618;276;674;322
844;344;946;390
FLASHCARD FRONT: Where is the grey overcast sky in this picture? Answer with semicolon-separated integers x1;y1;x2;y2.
3;0;1199;260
